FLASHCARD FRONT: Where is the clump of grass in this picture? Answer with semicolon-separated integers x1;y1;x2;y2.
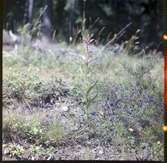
3;63;70;110
3;112;43;143
3;109;66;145
81;147;95;160
45;121;65;142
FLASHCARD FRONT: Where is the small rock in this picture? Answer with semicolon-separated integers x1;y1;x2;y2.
47;155;55;160
3;148;10;155
98;147;103;154
128;128;134;132
61;106;69;112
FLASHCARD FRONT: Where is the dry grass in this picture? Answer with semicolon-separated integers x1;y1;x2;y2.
2;43;164;160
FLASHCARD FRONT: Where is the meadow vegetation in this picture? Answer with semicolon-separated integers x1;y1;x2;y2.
3;38;164;160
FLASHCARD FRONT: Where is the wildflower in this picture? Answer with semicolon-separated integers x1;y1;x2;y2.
128;128;134;132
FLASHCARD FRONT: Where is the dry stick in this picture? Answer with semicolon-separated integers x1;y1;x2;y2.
38;6;48;22
107;22;132;45
116;22;132;38
82;0;86;33
23;97;32;113
69;115;97;139
97;26;106;42
114;30;127;42
66;123;89;140
88;17;100;31
32;6;48;30
106;32;113;42
100;22;132;53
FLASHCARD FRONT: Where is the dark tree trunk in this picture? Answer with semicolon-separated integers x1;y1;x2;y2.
68;0;77;43
4;0;16;31
41;0;53;39
28;0;34;24
23;0;29;24
24;0;34;24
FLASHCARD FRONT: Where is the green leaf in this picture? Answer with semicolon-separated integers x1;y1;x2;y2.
86;81;98;97
86;93;98;108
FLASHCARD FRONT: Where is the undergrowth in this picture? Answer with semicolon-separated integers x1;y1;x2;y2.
3;40;164;160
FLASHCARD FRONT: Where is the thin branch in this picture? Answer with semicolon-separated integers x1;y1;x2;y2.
100;22;132;53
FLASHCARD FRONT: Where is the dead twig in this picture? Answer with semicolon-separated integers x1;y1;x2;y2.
100;22;132;53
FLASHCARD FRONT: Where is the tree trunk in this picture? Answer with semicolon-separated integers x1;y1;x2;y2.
28;0;34;24
24;0;34;24
41;0;53;39
68;0;77;43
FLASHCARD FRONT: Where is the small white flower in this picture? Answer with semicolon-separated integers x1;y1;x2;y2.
69;37;73;42
99;148;103;154
128;128;134;132
61;105;69;112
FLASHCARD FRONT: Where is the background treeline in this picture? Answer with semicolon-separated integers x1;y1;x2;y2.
3;0;164;50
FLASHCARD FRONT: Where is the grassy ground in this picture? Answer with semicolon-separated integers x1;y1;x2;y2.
3;42;164;160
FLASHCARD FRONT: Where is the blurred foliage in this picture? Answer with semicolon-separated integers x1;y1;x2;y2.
3;0;164;50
